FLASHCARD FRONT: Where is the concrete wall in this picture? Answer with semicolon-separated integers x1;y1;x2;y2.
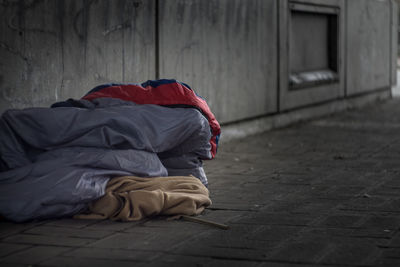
0;0;155;112
346;0;392;95
0;0;397;125
159;0;278;123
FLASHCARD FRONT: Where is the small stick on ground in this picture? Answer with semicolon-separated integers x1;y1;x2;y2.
181;215;229;230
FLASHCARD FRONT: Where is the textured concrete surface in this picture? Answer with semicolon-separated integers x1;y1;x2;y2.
1;98;400;266
1;0;396;123
0;0;156;113
346;0;393;95
392;70;400;97
159;0;278;122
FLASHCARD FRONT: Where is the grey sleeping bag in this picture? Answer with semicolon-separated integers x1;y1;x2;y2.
0;98;212;222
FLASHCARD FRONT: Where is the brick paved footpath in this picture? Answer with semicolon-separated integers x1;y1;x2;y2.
1;99;400;267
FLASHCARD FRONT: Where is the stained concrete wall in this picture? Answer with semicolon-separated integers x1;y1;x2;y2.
159;0;278;123
0;0;397;125
0;0;155;113
346;0;393;95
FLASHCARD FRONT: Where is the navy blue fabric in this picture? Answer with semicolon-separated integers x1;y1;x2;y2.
51;99;94;108
0;98;212;222
141;79;192;90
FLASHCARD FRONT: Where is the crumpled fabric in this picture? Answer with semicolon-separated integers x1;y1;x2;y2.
0;98;212;222
74;175;212;221
78;79;221;158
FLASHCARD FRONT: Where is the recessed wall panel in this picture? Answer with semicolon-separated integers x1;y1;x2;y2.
279;0;345;111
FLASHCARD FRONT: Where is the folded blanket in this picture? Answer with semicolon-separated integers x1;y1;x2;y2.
74;176;211;221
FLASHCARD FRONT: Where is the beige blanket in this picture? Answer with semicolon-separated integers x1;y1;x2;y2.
75;176;211;221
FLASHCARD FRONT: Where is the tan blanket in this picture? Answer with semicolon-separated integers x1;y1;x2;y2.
74;175;211;221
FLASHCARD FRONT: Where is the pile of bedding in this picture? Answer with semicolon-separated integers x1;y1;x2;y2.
0;79;220;222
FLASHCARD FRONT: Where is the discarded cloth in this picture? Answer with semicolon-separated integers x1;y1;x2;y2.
74;175;211;221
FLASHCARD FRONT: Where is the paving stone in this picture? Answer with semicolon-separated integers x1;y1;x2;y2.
0;221;44;238
173;244;270;261
0;263;27;267
385;176;400;187
376;258;400;267
382;248;400;259
315;214;365;228
63;247;159;262
124;220;215;236
242;182;304;197
207;161;266;176
3;234;94;247
83;220;137;231
246;225;304;242
200;237;280;252
377;160;400;172
0;243;31;257
295;227;357;241
207;174;263;189
267;194;340;213
23;225;113;239
131;217;203;230
359;215;400;230
39;256;136;267
299;230;389;250
206;202;263;211
377;199;400;213
88;231;194;252
175;224;279;251
205;258;261;267
339;196;389;212
297;185;336;199
267;241;331;263
210;189;279;204
368;186;400;197
320;171;379;186
387;233;400;248
233;212;316;226
212;191;285;204
258;262;342;267
43;218;97;229
324;185;367;199
292;200;341;214
198;209;249;224
147;254;212;267
274;173;316;185
318;242;382;266
0;245;70;265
